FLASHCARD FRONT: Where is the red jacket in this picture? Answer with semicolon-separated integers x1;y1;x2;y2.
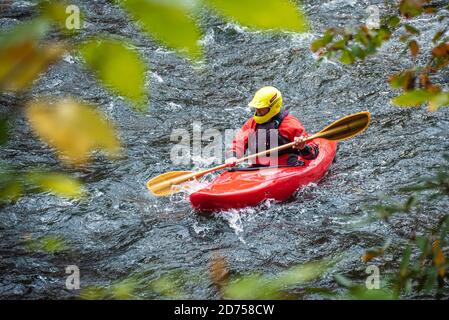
227;113;318;166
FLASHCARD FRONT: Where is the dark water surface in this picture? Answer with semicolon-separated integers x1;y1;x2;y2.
1;0;449;299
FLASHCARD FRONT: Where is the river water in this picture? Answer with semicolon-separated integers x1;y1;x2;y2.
1;0;449;299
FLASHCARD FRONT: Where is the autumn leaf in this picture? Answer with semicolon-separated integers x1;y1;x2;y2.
310;30;334;52
0;180;22;202
432;240;446;278
431;42;449;57
387;16;401;28
208;255;230;292
0;41;66;91
409;40;419;58
399;0;425;19
404;24;420;35
362;249;384;263
339;49;354;64
26;99;121;166
111;279;138;300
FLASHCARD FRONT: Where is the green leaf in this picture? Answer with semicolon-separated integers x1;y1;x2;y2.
399;245;412;278
27;172;84;199
387;16;400;28
339;50;354;64
423;267;437;293
26;235;69;254
404;24;420;35
389;71;414;90
150;274;185;299
376;26;391;42
428;92;449;112
355;28;369;46
391;90;436;107
41;235;69;253
350;45;365;59
78;39;147;110
349;287;395;300
223;259;333;300
0;18;50;49
310;30;334;52
334;274;353;288
0;179;22;202
223;274;284;300
119;0;203;60
365;41;377;55
111;279;138;300
0;117;8;145
79;286;108;300
275;260;332;287
205;0;309;32
432;30;444;43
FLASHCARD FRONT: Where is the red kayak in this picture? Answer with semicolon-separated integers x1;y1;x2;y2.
189;138;337;212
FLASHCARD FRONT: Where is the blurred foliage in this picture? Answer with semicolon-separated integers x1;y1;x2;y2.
0;164;84;202
210;255;337;300
26;98;121;166
399;155;449;198
78;255;337;300
0;18;66;91
362;238;392;263
333;274;396;300
0;168;23;202
310;0;449;111
148;271;188;299
26;171;85;198
370;195;417;221
350;156;449;299
24;234;69;254
204;0;309;32
118;0;203;60
78;39;147;110
79;270;189;300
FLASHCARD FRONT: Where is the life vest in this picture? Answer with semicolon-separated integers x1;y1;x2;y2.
248;109;292;156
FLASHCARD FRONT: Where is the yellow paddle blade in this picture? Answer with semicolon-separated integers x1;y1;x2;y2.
316;111;371;141
146;171;193;197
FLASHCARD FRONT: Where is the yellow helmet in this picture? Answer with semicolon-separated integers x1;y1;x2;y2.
248;86;283;124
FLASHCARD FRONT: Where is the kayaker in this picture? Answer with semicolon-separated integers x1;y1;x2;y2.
225;86;318;167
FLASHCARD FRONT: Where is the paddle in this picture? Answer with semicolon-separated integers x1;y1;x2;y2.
147;111;371;197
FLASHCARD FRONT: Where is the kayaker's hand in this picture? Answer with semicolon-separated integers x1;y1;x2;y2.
225;157;238;167
293;136;306;150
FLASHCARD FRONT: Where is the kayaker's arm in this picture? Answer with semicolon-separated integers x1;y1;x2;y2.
226;118;253;159
279;117;319;161
297;143;319;160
